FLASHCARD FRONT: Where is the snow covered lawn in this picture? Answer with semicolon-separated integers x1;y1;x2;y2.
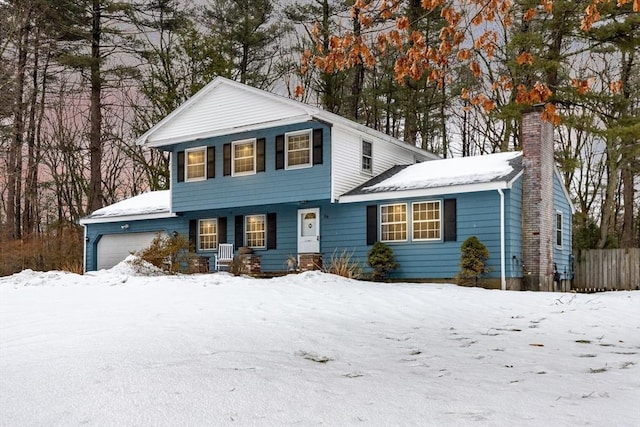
1;260;639;426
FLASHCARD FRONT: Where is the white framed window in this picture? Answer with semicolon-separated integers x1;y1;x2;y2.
198;219;217;251
186;147;206;181
362;140;372;173
556;211;563;247
286;129;312;169
232;139;256;176
245;214;266;248
380;203;407;242
412;201;441;241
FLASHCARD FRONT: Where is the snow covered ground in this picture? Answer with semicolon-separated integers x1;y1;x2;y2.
1;258;639;426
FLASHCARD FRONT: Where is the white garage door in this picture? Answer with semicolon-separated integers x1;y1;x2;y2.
97;232;167;270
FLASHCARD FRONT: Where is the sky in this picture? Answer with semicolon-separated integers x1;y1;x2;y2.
1;257;639;426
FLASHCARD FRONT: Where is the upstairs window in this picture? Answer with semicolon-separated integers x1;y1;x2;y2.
198;219;218;251
362;140;372;173
556;212;563;247
412;201;441;241
380;203;407;242
233;139;256;176
186;147;206;181
286;130;312;169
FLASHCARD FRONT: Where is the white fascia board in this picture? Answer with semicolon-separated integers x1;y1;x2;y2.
314;111;440;161
338;181;512;203
507;169;524;187
135;78;225;146
554;166;576;213
79;212;177;225
142;115;314;148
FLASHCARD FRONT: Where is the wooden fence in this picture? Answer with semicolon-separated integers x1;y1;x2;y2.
572;248;640;292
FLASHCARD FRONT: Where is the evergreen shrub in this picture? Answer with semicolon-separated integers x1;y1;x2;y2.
367;241;398;281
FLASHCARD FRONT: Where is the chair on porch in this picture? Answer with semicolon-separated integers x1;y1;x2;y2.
214;243;234;271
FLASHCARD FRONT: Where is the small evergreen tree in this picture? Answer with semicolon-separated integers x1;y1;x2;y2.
457;236;490;286
367;241;399;281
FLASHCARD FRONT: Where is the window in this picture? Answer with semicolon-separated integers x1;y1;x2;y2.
186;147;206;181
245;214;266;248
556;212;563;247
233;139;256;176
198;219;217;251
412;201;441;241
362;140;372;173
286;130;312;169
380;204;407;242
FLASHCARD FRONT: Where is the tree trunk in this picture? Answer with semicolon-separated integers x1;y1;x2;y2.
598;144;620;248
23;25;41;236
620;162;635;247
7;11;31;239
88;0;103;212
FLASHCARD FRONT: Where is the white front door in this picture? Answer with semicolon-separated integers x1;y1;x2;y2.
297;208;320;253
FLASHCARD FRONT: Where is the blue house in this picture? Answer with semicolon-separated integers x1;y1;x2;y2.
81;77;574;291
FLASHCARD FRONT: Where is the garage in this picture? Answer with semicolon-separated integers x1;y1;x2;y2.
96;232;167;270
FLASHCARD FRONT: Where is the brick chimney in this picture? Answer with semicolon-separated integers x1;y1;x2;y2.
521;107;555;291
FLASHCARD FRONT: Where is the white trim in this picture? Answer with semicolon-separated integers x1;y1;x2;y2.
315;110;439;161
380;203;408;243
82;224;87;273
142;115;313;148
361;139;373;175
245;214;266;249
338;181;514;203
555;210;563;248
285;129;313;170
411;200;442;242
198;218;218;252
185;146;207;182
498;189;506;291
554;167;576;213
232;138;257;177
79;212;176;225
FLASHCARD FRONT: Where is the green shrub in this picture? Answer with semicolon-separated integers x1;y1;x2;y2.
323;249;363;279
457;236;490;286
367;241;398;281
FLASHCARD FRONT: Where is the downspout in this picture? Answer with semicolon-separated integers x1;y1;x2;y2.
498;189;506;290
82;224;87;273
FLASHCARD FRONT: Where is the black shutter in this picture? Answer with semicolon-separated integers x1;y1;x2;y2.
275;135;285;170
218;217;227;244
313;128;323;165
256;138;266;172
207;147;215;179
234;215;244;247
177;151;185;182
444;199;457;242
189;219;197;251
223;143;231;176
267;212;277;249
366;205;378;245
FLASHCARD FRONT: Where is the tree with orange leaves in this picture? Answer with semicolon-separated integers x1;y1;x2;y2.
301;0;638;125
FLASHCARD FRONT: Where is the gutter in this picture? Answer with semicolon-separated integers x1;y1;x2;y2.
498;189;506;291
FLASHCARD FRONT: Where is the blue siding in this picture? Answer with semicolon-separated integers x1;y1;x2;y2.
170;121;332;213
86;183;547;281
323;191;514;280
505;178;523;278
84;217;187;271
553;173;574;280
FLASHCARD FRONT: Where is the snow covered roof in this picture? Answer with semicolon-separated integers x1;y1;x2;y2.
79;191;172;224
340;152;523;203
